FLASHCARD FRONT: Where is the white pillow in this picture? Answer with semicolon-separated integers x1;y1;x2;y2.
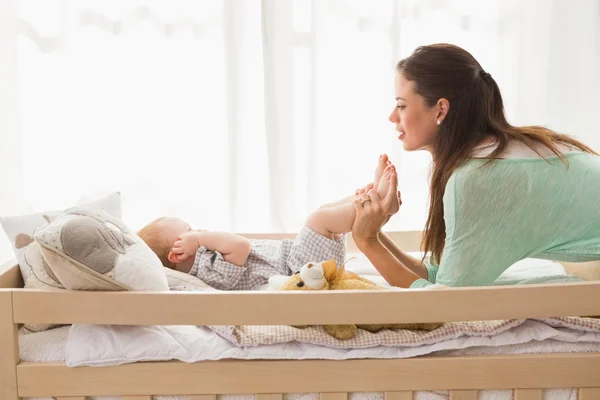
33;207;168;291
0;192;122;289
0;192;122;331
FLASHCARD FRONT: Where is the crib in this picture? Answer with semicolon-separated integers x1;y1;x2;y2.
1;231;600;400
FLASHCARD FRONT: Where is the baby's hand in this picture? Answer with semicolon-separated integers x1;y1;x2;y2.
171;232;200;262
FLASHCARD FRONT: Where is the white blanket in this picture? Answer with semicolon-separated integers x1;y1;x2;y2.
64;320;600;367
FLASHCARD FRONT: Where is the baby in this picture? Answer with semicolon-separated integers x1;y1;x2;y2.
138;155;399;290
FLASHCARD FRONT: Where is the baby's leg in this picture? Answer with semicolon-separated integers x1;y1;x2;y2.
305;202;356;240
316;194;357;210
318;154;390;211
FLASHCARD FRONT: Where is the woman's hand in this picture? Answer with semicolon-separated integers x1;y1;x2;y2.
352;183;401;248
352;190;386;247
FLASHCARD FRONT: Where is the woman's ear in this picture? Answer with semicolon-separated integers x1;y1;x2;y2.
436;98;450;123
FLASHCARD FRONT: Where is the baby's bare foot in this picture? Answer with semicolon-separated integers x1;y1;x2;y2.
378;166;399;215
377;164;394;201
373;154;389;191
385;168;400;215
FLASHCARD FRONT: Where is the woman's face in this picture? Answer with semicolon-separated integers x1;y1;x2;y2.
388;72;441;153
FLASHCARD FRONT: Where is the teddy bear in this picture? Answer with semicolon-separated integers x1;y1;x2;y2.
274;259;442;340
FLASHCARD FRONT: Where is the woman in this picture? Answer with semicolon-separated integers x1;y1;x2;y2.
351;43;600;289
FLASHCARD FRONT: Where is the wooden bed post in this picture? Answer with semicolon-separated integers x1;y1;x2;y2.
0;290;20;399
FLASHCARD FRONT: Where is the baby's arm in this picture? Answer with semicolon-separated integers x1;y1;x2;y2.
199;232;252;266
172;231;251;267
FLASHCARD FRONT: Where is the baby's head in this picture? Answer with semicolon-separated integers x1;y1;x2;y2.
137;217;192;270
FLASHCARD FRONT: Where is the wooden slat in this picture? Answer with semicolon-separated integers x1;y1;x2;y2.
320;393;347;400
0;291;19;400
0;261;23;289
515;388;543;400
580;388;600;399
16;354;600;397
190;396;218;400
12;279;600;326
58;397;88;400
385;392;413;400
450;391;477;400
256;394;283;400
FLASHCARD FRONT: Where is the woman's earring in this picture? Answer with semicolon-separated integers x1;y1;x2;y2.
436;120;441;126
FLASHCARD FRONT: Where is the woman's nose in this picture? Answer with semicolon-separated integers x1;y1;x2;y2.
388;107;399;124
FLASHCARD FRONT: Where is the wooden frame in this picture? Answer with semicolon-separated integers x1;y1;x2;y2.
1;231;600;399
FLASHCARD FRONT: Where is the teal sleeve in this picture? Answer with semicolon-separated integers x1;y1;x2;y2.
409;257;438;288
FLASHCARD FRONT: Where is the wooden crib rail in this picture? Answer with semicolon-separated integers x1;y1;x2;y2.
33;389;600;400
30;390;600;400
11;279;600;326
0;291;19;400
0;261;22;289
15;355;600;397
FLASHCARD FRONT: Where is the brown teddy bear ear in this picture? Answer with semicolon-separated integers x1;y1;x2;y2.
15;233;34;249
322;259;338;281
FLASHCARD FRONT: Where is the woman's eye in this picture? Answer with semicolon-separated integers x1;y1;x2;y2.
397;105;406;110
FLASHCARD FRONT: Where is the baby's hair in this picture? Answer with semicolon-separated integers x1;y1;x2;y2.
137;217;175;268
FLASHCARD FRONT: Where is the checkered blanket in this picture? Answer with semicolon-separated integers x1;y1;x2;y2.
209;317;600;348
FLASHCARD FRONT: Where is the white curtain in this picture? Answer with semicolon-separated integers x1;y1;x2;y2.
2;0;600;263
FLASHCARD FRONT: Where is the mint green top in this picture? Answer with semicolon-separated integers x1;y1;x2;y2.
410;151;600;288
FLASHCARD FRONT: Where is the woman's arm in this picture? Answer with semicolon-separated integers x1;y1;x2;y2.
359;238;421;287
354;176;428;280
352;187;421;288
378;232;428;280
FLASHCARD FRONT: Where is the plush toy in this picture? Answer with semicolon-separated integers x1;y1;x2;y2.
275;259;442;340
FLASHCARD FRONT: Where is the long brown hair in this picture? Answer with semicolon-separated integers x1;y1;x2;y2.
396;43;597;265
